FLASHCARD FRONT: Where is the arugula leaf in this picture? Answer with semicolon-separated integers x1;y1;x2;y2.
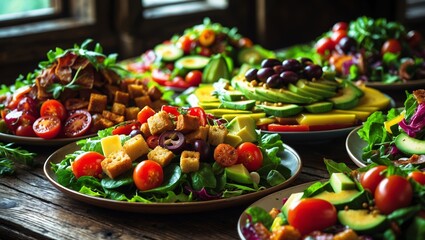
324;158;352;175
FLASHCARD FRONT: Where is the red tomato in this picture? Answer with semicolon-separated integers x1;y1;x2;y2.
381;39;402;55
315;37;335;56
146;135;159;149
40;99;67;121
33;116;62;139
137;106;156;124
331;30;347;44
408;171;425;185
407;30;423;48
214;143;238;167
360;165;387;193
151;69;171;85
165;76;191;89
238;37;253;48
7;85;32;109
199;29;215;47
15;113;36;137
267;124;309;132
63;110;92;138
133;160;164;191
288;198;337;236
199;47;212;57
187;107;207;126
161;105;180;120
177;35;195;54
332;22;348;32
375;175;413;214
185;70;203;86
112;121;140;135
237;142;263;171
71;151;104;179
17;97;38;117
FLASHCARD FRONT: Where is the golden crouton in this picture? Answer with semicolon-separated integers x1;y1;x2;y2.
111;102;126;115
185;125;209;143
140;122;152;138
114;91;130;105
180;151;200;173
123;134;149;161
88;93;107;113
101;150;132;179
102;110;125;124
105;84;119;100
134;95;152;109
148;85;162;101
128;84;147;98
93;116;115;130
175;114;199;133
148;146;174;167
147;110;174;135
208;125;228;146
125;107;140;120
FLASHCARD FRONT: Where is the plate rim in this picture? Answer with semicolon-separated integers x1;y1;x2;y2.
43;140;302;214
0;132;97;146
345;126;367;168
365;78;425;90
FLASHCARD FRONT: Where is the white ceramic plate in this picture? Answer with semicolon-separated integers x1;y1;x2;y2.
345;126;367;168
237;181;317;239
44;141;302;214
0;132;96;146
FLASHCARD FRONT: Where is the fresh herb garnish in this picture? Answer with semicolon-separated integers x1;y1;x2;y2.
0;142;36;175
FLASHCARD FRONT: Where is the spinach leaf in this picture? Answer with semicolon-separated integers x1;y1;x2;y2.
190;163;216;191
245;206;274;229
143;164;183;193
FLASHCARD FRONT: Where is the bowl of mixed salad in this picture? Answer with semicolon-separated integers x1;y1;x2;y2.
45;105;302;213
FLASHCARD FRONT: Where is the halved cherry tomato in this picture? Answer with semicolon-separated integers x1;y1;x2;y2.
214;143;238;167
187;107;207;126
408;171;425;185
381;39;402;55
151;69;171;85
17;97;38;117
199;29;216;47
185;70;203;86
133;160;164;191
165;76;191;89
360;165;387;193
63;110;92;138
267;124;310;132
177;35;195;54
375;175;413;214
33;115;62;139
331;30;347;45
161;105;180;120
7;85;32;109
137;106;156;124
40;99;67;121
332;21;348;32
15;113;36;137
315;37;335;56
288;198;337;236
71;151;104;179
147;135;159;149
112;121;140;135
237;142;263;171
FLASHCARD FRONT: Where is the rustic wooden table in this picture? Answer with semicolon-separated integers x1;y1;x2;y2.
0;135;358;240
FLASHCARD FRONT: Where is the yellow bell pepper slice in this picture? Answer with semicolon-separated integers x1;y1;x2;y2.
384;111;405;134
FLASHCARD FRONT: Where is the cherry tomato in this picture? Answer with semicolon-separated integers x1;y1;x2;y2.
17;97;38;117
40;99;67;121
331;30;347;44
185;70;203;86
214;143;238;167
4;109;24;132
7;86;32;109
187;107;207;126
408;171;425;185
238;37;253;48
15;113;36;137
360;165;387;193
237;142;263;171
63;110;92;138
177;35;195;54
375;175;413;214
71;151;104;179
112;121;140;135
133;160;164;191
288;198;337;236
33;115;62;139
267;124;309;132
161;105;180;120
407;30;423;48
199;47;212;57
151;69;171;86
147;135;159;149
165;76;191;89
381;39;402;55
137;106;156;124
199;29;215;47
315;37;335;56
332;21;348;32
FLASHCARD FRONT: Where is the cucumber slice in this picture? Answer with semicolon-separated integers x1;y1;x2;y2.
154;44;183;62
175;56;210;70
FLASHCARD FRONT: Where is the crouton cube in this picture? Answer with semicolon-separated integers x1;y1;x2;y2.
208;125;228;146
125;107;140;120
114;91;130;105
140;122;152;138
101;135;122;157
134;95;152;109
93;116;115;130
101;150;132;179
175;114;200;133
111;102;126;115
148;85;162;101
150;99;169;112
128;84;147;98
102;110;125;124
148;146;174;167
88;93;107;113
147;110;174;135
105;84;119;100
180;151;200;173
185;125;209;143
123;134;149;161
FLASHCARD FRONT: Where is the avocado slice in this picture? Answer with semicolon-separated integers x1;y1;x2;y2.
307;80;338;91
257;104;303;117
220;99;256;111
154;44;184;62
175;55;210;70
304;102;334;113
227;115;257;142
225;163;253;184
313;190;367;210
338;209;388;234
328;83;362;109
288;83;324;100
255;87;316;104
329;172;356;193
193;84;219;103
296;80;337;98
395;132;425;155
281;192;303;217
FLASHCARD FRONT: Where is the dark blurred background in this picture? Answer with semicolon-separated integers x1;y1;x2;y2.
0;0;424;85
